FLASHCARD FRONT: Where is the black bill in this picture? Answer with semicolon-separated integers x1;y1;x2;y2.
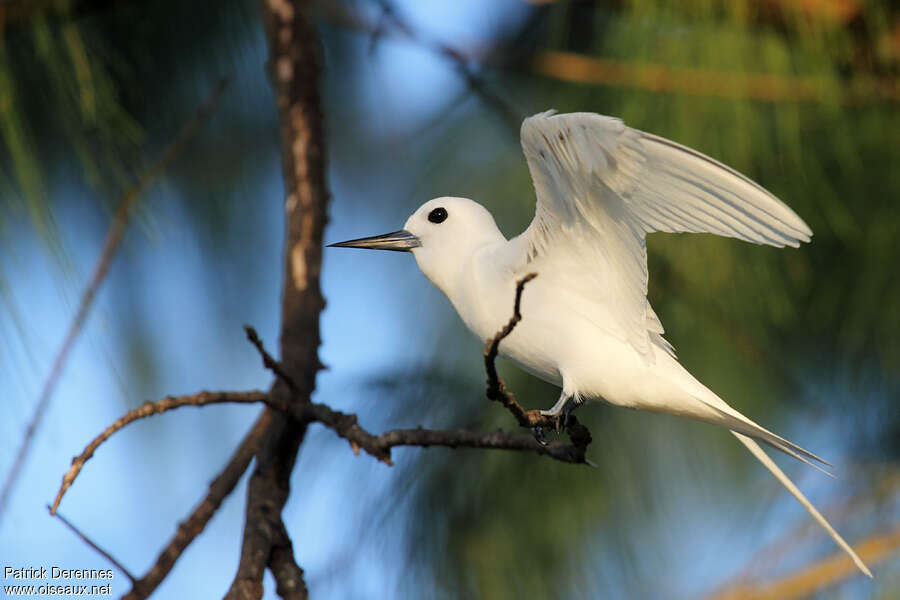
327;229;421;252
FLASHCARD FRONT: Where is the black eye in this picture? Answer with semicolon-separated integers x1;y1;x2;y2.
427;207;448;224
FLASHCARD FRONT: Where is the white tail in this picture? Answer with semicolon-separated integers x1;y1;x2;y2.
732;432;872;578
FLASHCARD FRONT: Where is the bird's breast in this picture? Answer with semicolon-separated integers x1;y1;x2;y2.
446;256;573;387
445;248;652;398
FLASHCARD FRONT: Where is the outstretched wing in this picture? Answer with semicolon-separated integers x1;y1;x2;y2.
518;111;812;359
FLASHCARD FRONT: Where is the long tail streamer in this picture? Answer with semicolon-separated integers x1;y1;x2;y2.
732;432;872;578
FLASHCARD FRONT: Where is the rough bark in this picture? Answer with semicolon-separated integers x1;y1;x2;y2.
226;1;327;598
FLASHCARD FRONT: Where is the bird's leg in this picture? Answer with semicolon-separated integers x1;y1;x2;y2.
530;392;569;443
540;391;578;432
540;390;570;417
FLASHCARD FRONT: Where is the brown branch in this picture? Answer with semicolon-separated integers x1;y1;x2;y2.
482;273;593;460
50;271;590;564
122;411;273;600
50;373;592;524
226;0;329;597
0;77;229;523
304;401;587;465
238;314;591;466
531;50;900;105
49;385;588;495
244;325;298;392
50;275;591;594
269;519;309;600
50;390;268;515
49;507;136;582
484;272;536;413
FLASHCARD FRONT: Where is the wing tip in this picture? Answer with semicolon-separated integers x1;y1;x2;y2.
785;214;814;245
782;227;812;248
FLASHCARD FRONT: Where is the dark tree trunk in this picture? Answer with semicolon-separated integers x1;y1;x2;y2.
226;1;328;598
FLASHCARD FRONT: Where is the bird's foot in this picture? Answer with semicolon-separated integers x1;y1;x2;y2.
540;392;576;432
540;398;580;432
538;409;570;433
531;426;547;446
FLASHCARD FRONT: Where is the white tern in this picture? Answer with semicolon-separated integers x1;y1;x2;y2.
331;111;871;577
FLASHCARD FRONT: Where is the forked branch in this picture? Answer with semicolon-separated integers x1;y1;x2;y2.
51;274;594;596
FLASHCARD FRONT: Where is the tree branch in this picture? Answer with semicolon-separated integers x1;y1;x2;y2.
47;278;594;594
368;0;521;130
226;0;330;596
122;411;273;600
483;273;593;460
51;378;591;520
244;325;298;392
51;249;588;599
49;390;268;515
269;519;309;600
49;507;135;582
305;402;588;465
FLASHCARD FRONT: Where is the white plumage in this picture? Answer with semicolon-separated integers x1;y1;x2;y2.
330;111;871;578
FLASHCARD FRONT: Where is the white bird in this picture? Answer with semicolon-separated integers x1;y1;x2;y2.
330;111;871;577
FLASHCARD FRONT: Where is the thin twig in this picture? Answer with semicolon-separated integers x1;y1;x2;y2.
0;78;230;523
370;0;521;131
482;273;593;462
49;507;136;582
50;390;268;515
244;325;298;392
123;411;273;600
484;272;536;406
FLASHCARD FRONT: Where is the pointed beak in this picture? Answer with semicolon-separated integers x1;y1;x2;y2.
327;229;421;252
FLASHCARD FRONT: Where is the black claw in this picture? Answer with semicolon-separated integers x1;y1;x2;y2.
560;399;582;430
531;427;547;446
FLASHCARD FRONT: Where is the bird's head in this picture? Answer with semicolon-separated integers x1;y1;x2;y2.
329;196;503;296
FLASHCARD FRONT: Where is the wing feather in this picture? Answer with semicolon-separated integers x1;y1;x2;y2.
518;111;812;359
